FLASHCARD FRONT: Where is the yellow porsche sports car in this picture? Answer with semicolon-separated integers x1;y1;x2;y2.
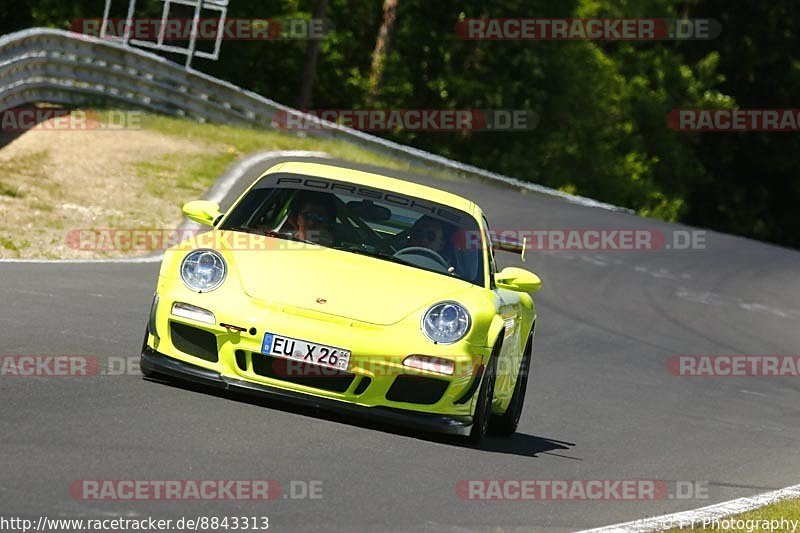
141;162;541;443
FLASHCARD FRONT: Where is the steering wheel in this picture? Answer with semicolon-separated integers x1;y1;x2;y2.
393;246;450;269
337;203;396;254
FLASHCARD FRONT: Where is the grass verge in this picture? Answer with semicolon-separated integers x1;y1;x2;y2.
0;109;441;259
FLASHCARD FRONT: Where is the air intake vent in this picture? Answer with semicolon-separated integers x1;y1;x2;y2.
386;375;449;405
353;377;371;395
169;322;218;362
235;350;248;371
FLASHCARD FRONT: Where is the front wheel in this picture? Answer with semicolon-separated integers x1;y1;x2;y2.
467;344;498;445
490;333;533;436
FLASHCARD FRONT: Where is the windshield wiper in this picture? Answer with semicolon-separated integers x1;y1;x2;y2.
332;244;407;264
332;245;456;276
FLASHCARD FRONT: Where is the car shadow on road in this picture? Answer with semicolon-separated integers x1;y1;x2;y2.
144;374;577;459
474;434;578;459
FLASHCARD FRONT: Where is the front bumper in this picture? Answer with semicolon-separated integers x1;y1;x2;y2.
146;274;494;415
141;347;473;436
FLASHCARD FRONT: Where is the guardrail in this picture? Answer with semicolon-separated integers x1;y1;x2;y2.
0;27;625;212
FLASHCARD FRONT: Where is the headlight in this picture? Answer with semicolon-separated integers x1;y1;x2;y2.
422;301;471;344
180;249;226;292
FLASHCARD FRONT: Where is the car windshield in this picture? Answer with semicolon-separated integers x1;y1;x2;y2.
219;173;485;286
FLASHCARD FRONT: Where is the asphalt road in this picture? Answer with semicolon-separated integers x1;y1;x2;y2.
2;155;799;532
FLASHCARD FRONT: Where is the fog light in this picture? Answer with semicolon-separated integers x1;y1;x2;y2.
402;355;455;375
171;302;216;324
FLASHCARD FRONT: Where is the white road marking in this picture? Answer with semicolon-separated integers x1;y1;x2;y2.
580;483;800;532
676;287;800;319
739;390;767;397
204;150;329;204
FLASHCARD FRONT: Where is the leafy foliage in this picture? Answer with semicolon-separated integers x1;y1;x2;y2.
6;0;799;247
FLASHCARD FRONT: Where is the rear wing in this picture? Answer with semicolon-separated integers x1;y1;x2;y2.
491;234;527;262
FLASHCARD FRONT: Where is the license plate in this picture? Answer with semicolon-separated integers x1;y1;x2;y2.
261;332;351;371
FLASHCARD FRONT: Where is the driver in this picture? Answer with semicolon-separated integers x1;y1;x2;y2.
288;191;337;246
405;215;461;273
408;216;447;251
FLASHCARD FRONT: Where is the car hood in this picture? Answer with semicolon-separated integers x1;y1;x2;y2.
223;234;474;325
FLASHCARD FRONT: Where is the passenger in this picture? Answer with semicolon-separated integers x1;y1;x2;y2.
289;192;337;246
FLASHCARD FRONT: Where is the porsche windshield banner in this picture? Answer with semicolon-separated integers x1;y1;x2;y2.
259;173;468;226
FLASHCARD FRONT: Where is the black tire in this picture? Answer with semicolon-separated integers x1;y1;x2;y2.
467;343;499;445
490;332;533;436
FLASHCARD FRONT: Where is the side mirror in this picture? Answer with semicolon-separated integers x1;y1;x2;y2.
495;267;542;293
182;200;222;227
